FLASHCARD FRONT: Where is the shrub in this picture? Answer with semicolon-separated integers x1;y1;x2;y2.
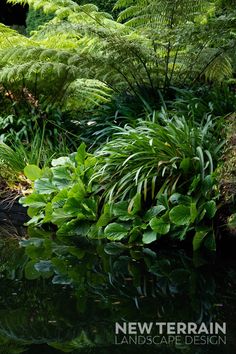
20;112;224;251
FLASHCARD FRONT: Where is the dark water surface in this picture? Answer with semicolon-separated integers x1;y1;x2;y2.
0;224;235;354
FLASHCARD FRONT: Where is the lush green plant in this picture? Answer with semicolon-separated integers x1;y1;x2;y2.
2;0;236;114
170;85;236;121
26;8;53;35
20;124;221;251
20;144;101;234
95;114;222;201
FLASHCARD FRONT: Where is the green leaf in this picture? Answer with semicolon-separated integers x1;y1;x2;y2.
51;156;72;167
25;261;40;280
180;157;191;173
34;260;53;273
43;202;53;223
20;193;47;208
149;217;170;235
51;208;72;226
128;193;141;214
52;274;71;285
34;178;58;194
144;205;166;221
169;193;191;205
142;230;157;244
68;179;86;199
68;247;85;259
52;189;68;208
76;143;86;165
204;200;217;218
204;232;216;251
96;204;112;227
193;230;208;251
112;201;130;218
104;223;128;240
104;242;126;255
24;164;42;181
63;197;81;216
190;202;198;223
169;205;191;226
51;167;71;189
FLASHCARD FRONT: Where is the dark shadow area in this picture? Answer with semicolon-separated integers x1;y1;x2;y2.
0;0;28;26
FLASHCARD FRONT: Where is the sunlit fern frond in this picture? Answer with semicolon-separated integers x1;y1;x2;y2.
204;53;233;82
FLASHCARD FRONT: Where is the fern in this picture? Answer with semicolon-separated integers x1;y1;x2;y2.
1;0;236;111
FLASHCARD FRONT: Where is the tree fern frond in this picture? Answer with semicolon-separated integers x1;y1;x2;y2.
204;53;233;82
65;79;112;110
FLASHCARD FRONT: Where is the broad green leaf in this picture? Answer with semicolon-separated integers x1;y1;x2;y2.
51;156;72;166
169;193;191;205
204;200;217;218
149;217;170;234
57;219;90;237
25;261;40;280
24;164;42;181
52;189;68;208
63;197;81;216
51;208;72;226
52;274;72;285
144;205;166;221
52;166;71;180
34;178;58;194
104;242;126;255
51;167;71;188
142;230;157;244
169;205;191;226
112;201;129;217
26;213;44;226
104;223;128;240
20;193;47;208
34;260;53;273
68;179;86;199
180;157;191;173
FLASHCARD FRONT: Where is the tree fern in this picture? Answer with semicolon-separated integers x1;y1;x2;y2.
1;0;236;111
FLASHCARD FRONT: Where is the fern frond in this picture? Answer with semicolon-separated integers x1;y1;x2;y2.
65;79;112;110
204;53;233;82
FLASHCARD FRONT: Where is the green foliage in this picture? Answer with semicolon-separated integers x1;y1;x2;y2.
95;114;222;201
20;123;221;251
1;229;234;352
1;0;236;116
20;143;100;235
26;8;53;34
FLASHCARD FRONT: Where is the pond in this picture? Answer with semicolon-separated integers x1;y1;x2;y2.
0;222;235;354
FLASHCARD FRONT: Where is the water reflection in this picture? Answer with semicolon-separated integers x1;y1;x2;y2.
0;227;235;353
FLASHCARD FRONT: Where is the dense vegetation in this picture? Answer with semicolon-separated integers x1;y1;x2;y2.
0;0;236;277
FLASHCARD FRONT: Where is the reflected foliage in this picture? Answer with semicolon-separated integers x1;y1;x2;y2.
0;227;235;353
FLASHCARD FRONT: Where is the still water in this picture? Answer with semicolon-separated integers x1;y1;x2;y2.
0;223;235;354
